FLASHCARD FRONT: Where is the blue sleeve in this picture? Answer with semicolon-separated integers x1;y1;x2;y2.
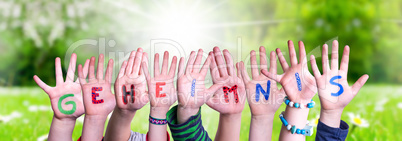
315;119;349;141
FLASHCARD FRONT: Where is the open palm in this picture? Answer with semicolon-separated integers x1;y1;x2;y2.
34;53;89;119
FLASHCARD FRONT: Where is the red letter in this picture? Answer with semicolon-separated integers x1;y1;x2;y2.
156;82;166;97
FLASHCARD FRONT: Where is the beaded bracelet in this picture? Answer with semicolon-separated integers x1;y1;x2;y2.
279;112;313;136
283;96;315;109
149;115;168;125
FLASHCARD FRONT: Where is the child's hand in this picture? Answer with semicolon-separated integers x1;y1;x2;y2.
176;49;222;123
310;40;369;127
207;47;246;115
240;47;285;116
142;51;177;115
78;54;116;117
262;40;316;104
34;53;89;120
114;49;149;113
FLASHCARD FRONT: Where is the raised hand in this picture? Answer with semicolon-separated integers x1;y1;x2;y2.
33;53;89;141
105;49;149;141
176;49;222;123
142;51;177;141
114;48;149;112
78;54;115;141
240;46;285;116
261;40;316;104
208;47;245;141
261;40;316;140
78;54;115;117
240;47;285;141
34;53;89;120
310;40;369;127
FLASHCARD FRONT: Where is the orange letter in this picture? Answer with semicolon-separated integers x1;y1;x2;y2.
156;82;166;97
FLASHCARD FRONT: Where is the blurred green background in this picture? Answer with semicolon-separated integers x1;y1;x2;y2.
0;0;401;140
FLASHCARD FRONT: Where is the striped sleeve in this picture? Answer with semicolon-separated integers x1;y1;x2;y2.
166;105;212;141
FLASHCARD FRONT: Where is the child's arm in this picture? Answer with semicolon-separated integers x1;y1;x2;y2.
77;54;116;141
104;49;149;141
207;47;246;141
239;47;285;141
262;41;317;141
309;40;369;141
33;53;89;141
165;49;221;140
142;51;177;141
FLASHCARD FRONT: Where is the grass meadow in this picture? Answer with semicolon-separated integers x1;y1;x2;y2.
0;84;401;140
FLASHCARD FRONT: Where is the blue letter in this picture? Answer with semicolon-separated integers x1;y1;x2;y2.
256;80;271;102
330;75;344;97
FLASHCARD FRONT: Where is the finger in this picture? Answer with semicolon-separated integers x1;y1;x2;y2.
298;41;307;66
76;59;90;83
223;49;234;76
236;62;242;79
193;49;203;73
200;55;211;76
177;57;185;77
97;54;105;80
185;51;196;74
161;51;169;75
132;48;143;75
141;52;149;77
276;48;289;71
340;45;350;73
322;44;330;74
66;53;77;82
288;40;298;66
141;62;151;84
261;69;282;82
352;74;369;96
250;50;259;79
154;53;160;76
269;51;277;76
240;62;251;82
310;55;321;78
105;59;114;83
125;51;136;75
118;61;128;78
55;57;64;85
331;40;339;70
88;56;96;81
206;83;223;95
213;47;228;77
168;56;177;77
77;64;87;84
259;46;268;71
33;75;51;92
209;52;220;79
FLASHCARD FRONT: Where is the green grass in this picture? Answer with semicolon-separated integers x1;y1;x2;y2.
1;85;401;140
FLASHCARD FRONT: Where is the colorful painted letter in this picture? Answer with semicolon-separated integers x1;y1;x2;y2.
122;84;135;104
156;82;166;98
191;79;196;97
223;85;239;103
92;87;104;104
58;94;76;115
295;72;302;91
330;75;344;97
255;80;271;102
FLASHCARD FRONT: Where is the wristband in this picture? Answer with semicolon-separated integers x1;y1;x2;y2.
279;112;313;136
149;115;168;125
283;96;315;109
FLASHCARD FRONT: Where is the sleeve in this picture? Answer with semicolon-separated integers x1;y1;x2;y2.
166;105;212;141
315;119;349;141
127;131;147;141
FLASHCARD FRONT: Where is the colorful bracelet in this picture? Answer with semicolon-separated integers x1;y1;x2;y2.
279;112;313;136
149;115;168;125
283;96;315;109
